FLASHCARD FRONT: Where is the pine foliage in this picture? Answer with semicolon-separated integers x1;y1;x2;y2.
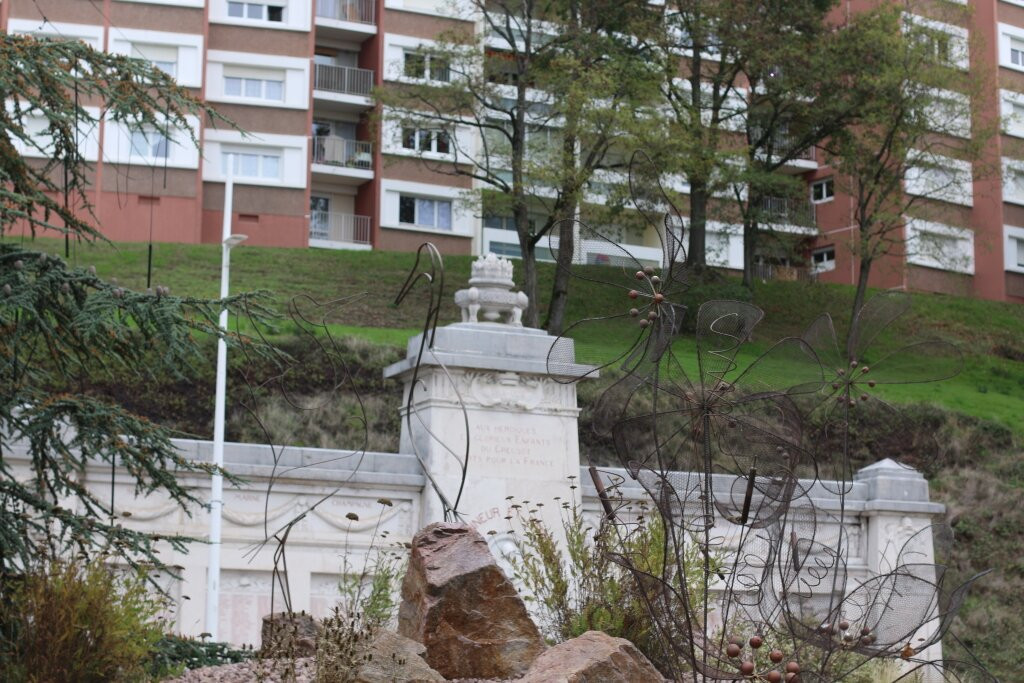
0;34;273;576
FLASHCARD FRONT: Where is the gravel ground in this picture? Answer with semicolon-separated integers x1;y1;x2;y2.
165;657;316;682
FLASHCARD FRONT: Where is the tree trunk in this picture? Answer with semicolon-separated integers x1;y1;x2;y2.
517;206;540;328
741;218;758;289
687;179;709;270
520;234;540;328
544;0;581;336
545;216;576;335
851;254;873;327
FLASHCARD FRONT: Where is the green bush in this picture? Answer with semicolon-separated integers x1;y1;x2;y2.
504;488;713;673
0;559;169;682
147;635;253;677
316;503;407;682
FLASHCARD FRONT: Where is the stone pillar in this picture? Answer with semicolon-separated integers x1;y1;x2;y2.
854;458;947;678
384;254;593;539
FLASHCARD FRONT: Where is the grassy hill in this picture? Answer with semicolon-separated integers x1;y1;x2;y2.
23;236;1024;434
14;236;1024;676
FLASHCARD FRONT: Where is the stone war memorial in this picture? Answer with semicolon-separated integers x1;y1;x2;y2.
6;253;961;680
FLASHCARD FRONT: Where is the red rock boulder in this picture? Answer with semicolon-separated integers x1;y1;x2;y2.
519;630;663;682
397;523;545;679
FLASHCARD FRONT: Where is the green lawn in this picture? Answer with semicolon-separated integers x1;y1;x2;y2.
14;236;1024;433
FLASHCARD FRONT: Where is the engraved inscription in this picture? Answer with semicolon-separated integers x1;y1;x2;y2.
471;422;560;473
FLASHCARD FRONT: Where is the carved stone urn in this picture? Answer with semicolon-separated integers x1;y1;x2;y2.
453;253;529;326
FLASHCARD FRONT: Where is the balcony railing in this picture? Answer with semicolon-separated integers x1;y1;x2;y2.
315;0;375;24
751;127;816;162
309;212;371;244
311;136;373;169
774;133;815;162
759;195;815;227
752;263;816;283
313;63;374;97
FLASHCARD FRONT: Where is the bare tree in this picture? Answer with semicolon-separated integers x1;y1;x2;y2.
823;2;993;318
378;0;658;329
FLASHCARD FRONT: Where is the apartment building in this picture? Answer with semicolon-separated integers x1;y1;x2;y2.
3;0;1022;304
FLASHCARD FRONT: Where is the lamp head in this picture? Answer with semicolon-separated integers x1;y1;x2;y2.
224;234;248;247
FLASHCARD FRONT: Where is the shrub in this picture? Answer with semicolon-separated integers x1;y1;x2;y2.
147;635;253;677
504;487;713;673
0;559;168;682
315;500;407;681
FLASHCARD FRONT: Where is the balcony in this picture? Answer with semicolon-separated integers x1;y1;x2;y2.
752;262;816;283
752;128;818;174
311;136;374;184
312;63;375;111
309;211;372;249
759;196;816;231
314;0;376;41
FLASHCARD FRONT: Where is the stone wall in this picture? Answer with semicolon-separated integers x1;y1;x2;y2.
7;439;944;650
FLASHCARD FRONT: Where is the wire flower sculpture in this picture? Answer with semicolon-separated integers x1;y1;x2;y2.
232;242;470;619
545;162;991;681
393;242;470;522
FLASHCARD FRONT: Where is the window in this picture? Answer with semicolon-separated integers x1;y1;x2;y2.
1017;237;1024;267
401;128;450;154
911;27;953;66
131;44;178;78
224;75;283;101
811;178;834;203
916;230;959;263
403;51;449;82
907;157;973;206
1013;38;1024;67
399;195;452;230
227;2;285;22
705;231;730;266
222;151;281;179
812;246;836;273
483;214;536;232
486;49;520;85
130;129;169;159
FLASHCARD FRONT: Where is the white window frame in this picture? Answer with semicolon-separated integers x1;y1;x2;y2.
811;177;834;204
7;20;104;49
7;105;101;162
401;127;451;155
382;111;471;161
206;51;309;109
202;130;307;188
1002;157;1024;206
905;154;973;206
210;0;312;32
227;0;287;22
402;50;450;83
106;116;200;169
224;74;285;102
811;246;836;273
926;87;971;139
131;129;170;160
700;221;742;269
383;0;475;18
998;23;1024;73
108;28;204;88
381;179;474;236
903;13;969;71
1005;225;1024;273
114;0;205;7
385;34;460;84
1001;89;1024;138
905;218;974;274
398;194;453;231
221;149;282;179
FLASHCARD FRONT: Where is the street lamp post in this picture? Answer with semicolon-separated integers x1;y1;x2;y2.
205;158;247;641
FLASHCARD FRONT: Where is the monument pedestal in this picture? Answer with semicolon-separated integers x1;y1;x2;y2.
383;256;593;539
